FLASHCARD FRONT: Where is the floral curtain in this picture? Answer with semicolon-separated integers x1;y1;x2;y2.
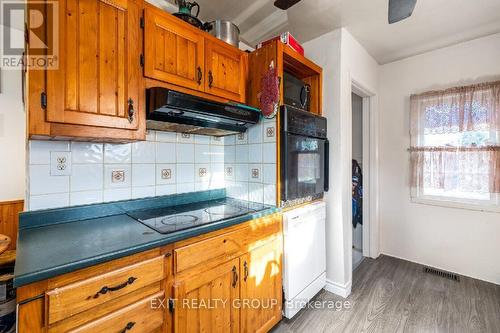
410;81;500;194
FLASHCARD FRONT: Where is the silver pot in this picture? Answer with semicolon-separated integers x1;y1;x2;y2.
203;20;240;48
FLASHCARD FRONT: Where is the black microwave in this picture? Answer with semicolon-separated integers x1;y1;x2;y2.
283;72;311;111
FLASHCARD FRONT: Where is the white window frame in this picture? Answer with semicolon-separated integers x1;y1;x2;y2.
410;102;500;213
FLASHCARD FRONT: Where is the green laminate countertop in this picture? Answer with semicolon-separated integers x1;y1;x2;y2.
14;190;279;287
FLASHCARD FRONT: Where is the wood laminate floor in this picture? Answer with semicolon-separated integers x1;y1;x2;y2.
273;255;500;333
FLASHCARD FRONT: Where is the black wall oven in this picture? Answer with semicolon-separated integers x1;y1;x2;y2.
280;105;329;207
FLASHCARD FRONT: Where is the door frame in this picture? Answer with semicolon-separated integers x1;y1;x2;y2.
351;79;379;260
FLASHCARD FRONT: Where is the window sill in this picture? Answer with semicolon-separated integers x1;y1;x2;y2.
410;197;500;214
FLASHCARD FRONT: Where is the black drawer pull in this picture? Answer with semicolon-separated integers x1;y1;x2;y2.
119;321;136;333
93;276;137;299
197;66;202;85
243;261;249;282
208;70;214;88
231;266;238;288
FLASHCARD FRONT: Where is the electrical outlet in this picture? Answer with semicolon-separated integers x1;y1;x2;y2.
50;151;71;176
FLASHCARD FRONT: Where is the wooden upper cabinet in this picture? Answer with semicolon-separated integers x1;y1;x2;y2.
173;258;240;333
144;6;204;92
204;39;247;103
46;0;141;130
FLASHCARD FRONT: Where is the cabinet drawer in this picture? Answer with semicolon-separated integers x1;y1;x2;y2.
47;256;164;324
68;291;164;333
175;215;281;273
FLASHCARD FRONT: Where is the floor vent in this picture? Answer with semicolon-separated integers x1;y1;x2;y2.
423;267;460;281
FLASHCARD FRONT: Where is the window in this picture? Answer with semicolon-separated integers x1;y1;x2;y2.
409;81;500;211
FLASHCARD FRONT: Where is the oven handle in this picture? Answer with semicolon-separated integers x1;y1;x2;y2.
283;132;288;203
324;139;329;192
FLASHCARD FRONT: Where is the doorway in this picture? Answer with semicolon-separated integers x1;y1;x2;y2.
350;80;379;274
351;92;364;270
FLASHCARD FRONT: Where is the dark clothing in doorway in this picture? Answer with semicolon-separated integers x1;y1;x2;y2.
352;159;363;228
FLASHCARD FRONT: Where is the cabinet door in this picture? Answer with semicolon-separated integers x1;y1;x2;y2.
46;0;141;130
240;238;283;333
205;40;246;102
144;6;204;91
174;258;240;333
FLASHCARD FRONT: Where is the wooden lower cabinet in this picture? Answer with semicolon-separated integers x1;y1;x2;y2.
17;215;283;333
173;238;283;333
173;258;241;333
240;238;283;333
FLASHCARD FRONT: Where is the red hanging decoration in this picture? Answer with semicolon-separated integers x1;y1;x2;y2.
259;61;279;118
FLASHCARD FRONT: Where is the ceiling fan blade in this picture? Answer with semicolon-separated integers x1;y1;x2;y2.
274;0;302;10
388;0;417;24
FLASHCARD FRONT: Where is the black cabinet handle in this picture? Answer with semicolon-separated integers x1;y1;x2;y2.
127;98;135;123
119;321;136;333
92;276;137;299
231;266;238;288
243;261;249;282
208;70;213;88
197;66;202;85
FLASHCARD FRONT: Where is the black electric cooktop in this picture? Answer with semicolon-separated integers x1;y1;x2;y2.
127;198;266;234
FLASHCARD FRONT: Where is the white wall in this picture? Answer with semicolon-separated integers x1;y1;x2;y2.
304;28;379;297
0;69;25;201
379;33;500;285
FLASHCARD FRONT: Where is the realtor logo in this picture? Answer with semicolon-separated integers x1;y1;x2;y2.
1;0;59;69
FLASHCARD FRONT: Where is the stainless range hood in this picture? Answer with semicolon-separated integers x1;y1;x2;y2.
146;88;261;136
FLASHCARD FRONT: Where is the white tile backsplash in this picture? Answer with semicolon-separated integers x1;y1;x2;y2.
248;144;263;163
235;145;249;163
104;143;131;164
177;182;195;193
176;164;195;183
132;186;156;199
103;188;131;202
249;183;264;203
156;184;176;196
177;132;194;143
29;165;70;195
70;190;103;206
263;143;276;164
30;141;70;165
30;193;70;210
71;142;103;164
224;145;235;163
194;135;210;144
71;164;103;191
210;145;224;163
104;164;131;189
156;142;176;163
263;164;277;185
195;144;210;163
132;164;155;187
195;164;210;182
263;121;277;143
249;164;262;183
156;131;176;142
248;122;263;144
156;164;176;185
176;143;194;163
27;120;277;210
132;141;155;163
234;164;248;182
224;117;278;205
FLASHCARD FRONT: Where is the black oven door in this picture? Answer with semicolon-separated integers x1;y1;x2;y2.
282;133;329;204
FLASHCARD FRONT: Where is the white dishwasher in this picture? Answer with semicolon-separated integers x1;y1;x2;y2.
282;201;326;319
